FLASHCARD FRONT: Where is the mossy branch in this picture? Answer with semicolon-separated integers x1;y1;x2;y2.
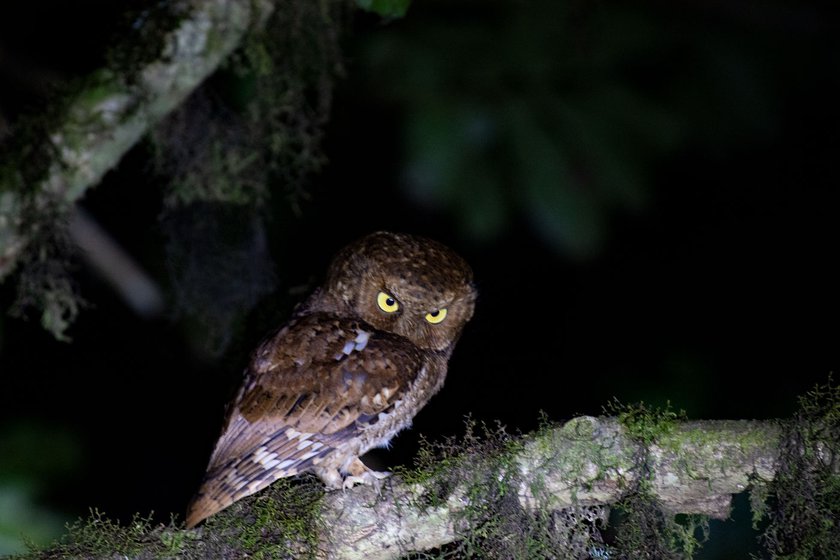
26;416;786;559
0;0;275;279
318;416;779;559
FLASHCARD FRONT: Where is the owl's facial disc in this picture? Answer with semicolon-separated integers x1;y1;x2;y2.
319;231;476;351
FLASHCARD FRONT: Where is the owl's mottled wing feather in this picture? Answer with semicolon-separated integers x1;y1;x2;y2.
185;313;424;527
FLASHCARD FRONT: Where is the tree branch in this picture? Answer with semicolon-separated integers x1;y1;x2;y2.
0;0;275;279
32;416;783;559
317;416;779;559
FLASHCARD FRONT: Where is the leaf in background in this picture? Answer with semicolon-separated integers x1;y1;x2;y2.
551;87;681;213
403;101;508;241
355;0;813;260
0;482;68;555
355;0;411;18
508;102;604;258
403;103;464;208
453;160;508;242
0;424;81;554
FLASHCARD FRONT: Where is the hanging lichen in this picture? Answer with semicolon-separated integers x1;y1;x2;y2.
150;0;347;356
7;196;85;342
1;0;351;344
152;0;345;209
606;400;709;559
759;378;840;559
399;418;609;559
0;83;85;341
11;381;840;559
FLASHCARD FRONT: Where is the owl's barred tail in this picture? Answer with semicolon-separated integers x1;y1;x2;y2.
185;470;239;528
185;462;289;528
185;489;227;529
185;474;278;528
185;425;340;527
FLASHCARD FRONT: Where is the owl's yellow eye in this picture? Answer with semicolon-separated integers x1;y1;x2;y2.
425;308;447;324
377;291;400;313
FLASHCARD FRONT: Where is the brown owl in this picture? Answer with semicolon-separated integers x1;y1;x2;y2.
185;231;476;527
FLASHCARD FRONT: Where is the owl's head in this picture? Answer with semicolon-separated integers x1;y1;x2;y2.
318;231;476;352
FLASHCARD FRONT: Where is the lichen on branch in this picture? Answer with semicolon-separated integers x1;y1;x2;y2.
0;0;352;342
18;415;792;560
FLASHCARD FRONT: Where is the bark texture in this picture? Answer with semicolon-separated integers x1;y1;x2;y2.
0;0;274;279
317;416;779;559
28;416;783;559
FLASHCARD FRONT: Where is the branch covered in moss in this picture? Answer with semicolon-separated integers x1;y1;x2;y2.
319;416;779;558
24;416;785;560
0;0;275;280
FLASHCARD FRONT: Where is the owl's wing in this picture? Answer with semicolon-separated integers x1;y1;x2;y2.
185;313;425;527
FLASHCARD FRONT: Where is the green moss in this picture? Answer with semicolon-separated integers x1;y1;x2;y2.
15;509;174;559
11;385;839;560
606;401;710;559
153;0;345;212
677;420;768;450
146;1;348;356
605;399;686;446
399;417;609;559
2;0;350;342
7;197;84;342
655;420;779;492
204;476;324;559
760;377;840;559
106;2;192;84
15;478;323;560
748;477;770;530
0;50;119;337
614;493;708;560
393;433;457;500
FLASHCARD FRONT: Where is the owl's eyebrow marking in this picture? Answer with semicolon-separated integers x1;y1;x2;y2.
353;330;370;351
340;340;355;356
335;329;372;360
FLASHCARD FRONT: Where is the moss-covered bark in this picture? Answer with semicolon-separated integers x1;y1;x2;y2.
17;416;789;560
0;0;282;342
0;0;352;342
0;0;275;280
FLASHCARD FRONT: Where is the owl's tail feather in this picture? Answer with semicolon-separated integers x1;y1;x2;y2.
185;459;287;528
185;427;337;528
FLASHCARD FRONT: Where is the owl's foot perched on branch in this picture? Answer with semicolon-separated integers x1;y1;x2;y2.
315;458;391;492
342;457;391;491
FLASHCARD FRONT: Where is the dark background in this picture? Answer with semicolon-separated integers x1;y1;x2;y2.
0;0;838;557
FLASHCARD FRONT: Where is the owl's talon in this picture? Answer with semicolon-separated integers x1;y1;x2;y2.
369;469;392;480
342;457;391;492
342;475;363;490
342;469;391;492
369;469;391;495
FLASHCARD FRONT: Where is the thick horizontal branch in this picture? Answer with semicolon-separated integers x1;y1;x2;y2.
29;416;782;559
0;0;274;278
318;416;780;559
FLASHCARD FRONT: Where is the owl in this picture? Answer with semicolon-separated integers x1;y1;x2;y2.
185;231;476;528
